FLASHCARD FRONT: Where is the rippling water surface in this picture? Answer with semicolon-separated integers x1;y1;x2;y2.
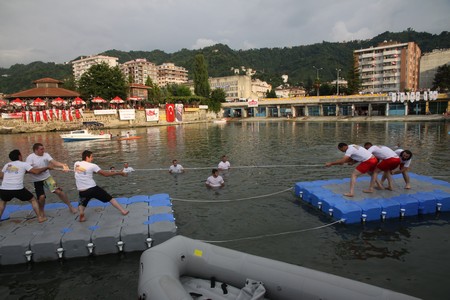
0;121;449;299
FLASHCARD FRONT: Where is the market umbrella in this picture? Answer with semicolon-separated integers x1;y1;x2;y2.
110;96;125;104
72;97;86;106
10;98;25;107
51;97;67;106
31;97;46;106
92;96;107;103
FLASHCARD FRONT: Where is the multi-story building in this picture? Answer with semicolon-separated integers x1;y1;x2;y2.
157;63;188;86
121;59;158;85
209;75;253;101
251;79;272;98
419;48;450;90
72;55;119;81
354;41;421;93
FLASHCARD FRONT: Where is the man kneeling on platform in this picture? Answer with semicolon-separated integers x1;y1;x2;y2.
0;149;52;223
74;150;129;222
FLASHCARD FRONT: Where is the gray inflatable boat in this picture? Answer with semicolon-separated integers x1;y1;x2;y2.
138;235;419;300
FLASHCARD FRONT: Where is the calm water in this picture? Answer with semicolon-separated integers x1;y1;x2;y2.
0;121;449;299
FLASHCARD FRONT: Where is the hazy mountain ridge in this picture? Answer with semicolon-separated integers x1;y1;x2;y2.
1;29;448;94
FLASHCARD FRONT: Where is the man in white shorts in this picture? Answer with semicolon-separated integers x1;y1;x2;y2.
169;159;184;174
26;143;77;216
205;169;225;188
0;149;51;223
74;150;129;222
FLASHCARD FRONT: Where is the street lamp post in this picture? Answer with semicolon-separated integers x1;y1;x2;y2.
313;66;323;96
336;68;341;95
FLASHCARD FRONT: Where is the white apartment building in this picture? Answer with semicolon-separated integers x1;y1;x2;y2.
251;79;272;98
209;75;253;101
157;63;188;86
354;41;421;93
121;59;158;85
419;48;450;90
72;55;119;81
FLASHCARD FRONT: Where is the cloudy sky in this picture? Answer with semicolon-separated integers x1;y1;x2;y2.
1;0;449;68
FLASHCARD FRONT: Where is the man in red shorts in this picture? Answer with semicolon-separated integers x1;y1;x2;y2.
325;143;378;197
363;142;401;193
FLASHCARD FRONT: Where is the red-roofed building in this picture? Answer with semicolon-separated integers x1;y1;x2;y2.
7;78;80;101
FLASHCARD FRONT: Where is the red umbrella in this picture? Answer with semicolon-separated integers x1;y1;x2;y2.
127;97;142;101
110;96;125;104
0;99;7;107
92;96;107;103
51;97;67;106
11;98;25;107
72;97;86;106
31;97;46;106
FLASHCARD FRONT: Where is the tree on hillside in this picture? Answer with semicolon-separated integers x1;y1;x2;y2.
77;63;127;101
145;77;163;104
193;54;210;97
346;67;361;95
432;64;450;91
266;89;277;98
166;83;192;97
211;88;226;103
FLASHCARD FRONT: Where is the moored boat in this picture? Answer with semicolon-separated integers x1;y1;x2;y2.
60;129;111;142
138;235;419;300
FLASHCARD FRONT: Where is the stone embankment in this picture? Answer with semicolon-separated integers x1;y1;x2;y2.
0;111;447;134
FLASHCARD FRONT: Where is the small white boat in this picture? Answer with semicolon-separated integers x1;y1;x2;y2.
138;235;418;300
60;129;111;142
213;118;227;124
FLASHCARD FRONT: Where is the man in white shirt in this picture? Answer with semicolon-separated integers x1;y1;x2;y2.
218;155;231;171
325;143;378;197
122;162;135;173
74;150;129;222
0;149;51;223
169;159;184;174
26;143;77;217
205;169;225;188
363;142;401;192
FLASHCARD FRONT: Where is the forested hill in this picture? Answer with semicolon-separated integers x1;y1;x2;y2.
1;29;449;94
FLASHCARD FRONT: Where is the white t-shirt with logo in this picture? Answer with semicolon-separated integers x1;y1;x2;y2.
1;161;33;190
367;145;398;160
26;152;52;182
123;166;135;173
74;161;100;191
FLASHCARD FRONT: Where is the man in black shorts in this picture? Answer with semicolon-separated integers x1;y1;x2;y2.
0;149;51;223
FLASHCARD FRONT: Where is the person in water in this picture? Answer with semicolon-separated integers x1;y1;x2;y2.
205;168;225;188
74;150;129;222
325;143;377;197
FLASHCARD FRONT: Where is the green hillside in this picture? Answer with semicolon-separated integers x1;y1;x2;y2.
0;29;448;94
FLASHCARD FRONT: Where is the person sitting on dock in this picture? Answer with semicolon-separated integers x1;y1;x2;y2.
169;159;184;174
74;150;129;222
122;162;135;173
363;142;401;193
0;149;52;223
205;169;225;188
218;155;231;171
26;143;77;216
382;149;413;189
325;143;378;197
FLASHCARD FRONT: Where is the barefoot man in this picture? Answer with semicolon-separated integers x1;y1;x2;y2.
0;149;51;223
74;150;129;222
363;142;401;193
26;143;77;216
325;143;378;197
382;149;413;189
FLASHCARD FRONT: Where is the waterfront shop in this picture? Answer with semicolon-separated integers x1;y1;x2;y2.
221;92;449;118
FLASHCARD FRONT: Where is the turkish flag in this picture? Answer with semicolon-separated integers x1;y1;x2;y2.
165;104;175;122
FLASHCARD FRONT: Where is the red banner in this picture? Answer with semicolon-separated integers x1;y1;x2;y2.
165;104;175;122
